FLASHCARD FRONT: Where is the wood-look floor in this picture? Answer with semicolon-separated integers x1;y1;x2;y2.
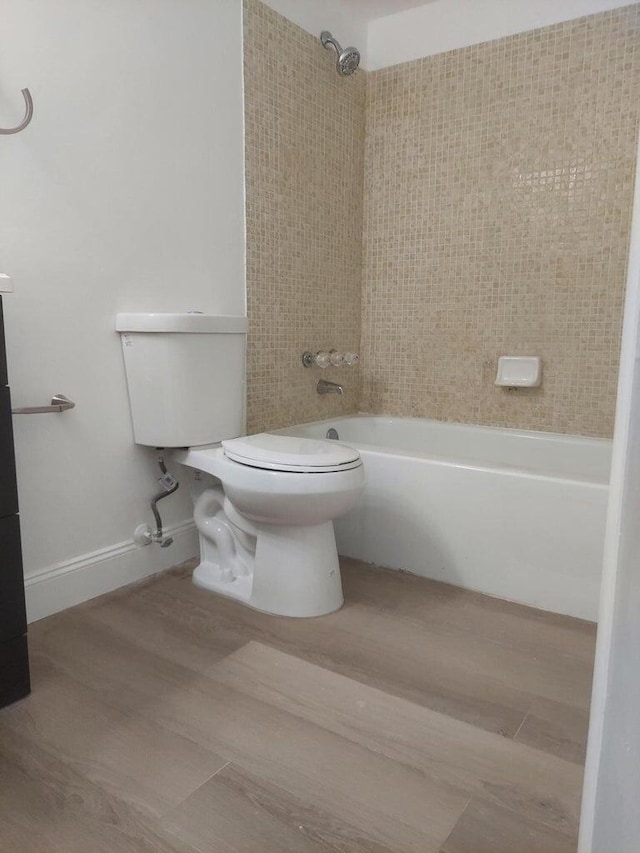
0;558;596;852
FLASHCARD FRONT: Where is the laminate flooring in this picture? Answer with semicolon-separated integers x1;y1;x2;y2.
0;557;596;852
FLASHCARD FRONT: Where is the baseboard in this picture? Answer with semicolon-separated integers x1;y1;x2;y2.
24;520;198;623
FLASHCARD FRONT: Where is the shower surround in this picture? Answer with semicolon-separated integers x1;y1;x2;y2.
243;0;365;434
245;1;640;438
362;5;640;437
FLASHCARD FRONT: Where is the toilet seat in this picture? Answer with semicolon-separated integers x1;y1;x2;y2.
222;433;361;473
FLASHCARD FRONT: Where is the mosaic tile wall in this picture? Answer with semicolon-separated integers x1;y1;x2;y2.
362;6;640;437
244;0;365;433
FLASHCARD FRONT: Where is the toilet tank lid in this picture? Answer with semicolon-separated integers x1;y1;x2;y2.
115;313;248;334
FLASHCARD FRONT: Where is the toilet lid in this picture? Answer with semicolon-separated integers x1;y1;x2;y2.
222;433;361;473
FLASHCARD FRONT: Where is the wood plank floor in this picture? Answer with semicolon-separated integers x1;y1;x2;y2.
0;557;596;852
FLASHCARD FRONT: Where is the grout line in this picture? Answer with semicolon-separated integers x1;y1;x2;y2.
209;760;231;781
513;710;531;741
159;761;232;821
439;796;473;851
188;760;232;799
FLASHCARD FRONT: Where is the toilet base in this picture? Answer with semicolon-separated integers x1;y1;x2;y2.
193;560;254;605
193;486;344;617
249;521;344;617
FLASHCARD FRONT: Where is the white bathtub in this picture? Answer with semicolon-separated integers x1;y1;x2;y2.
275;415;611;620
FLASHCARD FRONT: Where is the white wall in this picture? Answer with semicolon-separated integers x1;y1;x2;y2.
261;0;369;66
367;0;640;69
579;136;640;853
260;0;640;72
0;0;246;619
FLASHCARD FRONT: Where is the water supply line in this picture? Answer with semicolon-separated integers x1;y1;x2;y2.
150;449;179;547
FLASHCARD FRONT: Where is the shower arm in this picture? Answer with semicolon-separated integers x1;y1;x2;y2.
320;31;342;56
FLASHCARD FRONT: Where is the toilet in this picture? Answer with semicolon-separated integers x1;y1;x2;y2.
115;313;364;617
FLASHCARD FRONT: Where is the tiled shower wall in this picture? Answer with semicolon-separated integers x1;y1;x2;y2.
245;2;640;438
244;0;365;433
361;6;640;437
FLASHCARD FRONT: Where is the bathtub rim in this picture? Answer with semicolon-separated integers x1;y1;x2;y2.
274;413;612;487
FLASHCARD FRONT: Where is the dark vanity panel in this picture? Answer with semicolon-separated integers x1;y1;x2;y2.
0;294;30;708
0;515;27;642
0;635;30;708
0;386;19;519
0;298;6;386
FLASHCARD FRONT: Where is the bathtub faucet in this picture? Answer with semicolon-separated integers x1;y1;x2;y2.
317;379;343;396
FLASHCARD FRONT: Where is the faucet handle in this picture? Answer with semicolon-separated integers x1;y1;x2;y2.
301;350;358;368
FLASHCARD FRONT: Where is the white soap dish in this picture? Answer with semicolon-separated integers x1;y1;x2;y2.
495;356;542;388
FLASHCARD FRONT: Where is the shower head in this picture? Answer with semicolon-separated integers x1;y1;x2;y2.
320;30;360;76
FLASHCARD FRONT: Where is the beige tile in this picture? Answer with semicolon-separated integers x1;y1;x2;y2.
161;762;392;853
515;697;591;765
211;642;584;837
340;560;596;709
341;558;596;668
128;565;591;736
129;571;529;734
243;0;365;432
244;0;638;438
0;668;227;819
2;557;595;851
326;595;593;711
28;603;238;717
440;799;577;853
0;732;197;853
156;683;467;851
33;562;233;677
359;5;640;438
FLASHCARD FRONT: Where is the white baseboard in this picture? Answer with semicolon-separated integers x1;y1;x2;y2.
24;520;198;623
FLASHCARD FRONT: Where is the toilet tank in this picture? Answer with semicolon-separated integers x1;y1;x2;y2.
115;313;248;447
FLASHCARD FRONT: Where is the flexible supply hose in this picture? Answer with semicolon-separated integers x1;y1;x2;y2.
151;450;179;547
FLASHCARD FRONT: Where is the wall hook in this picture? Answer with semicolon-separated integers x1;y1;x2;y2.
0;88;34;135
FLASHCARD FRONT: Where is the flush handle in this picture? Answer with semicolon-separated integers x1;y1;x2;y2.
12;394;76;415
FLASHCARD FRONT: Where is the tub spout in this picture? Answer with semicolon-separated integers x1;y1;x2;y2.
317;379;343;395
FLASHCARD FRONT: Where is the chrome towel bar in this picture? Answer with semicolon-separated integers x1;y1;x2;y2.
12;394;75;415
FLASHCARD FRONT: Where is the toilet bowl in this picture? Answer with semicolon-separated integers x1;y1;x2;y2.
173;433;364;617
115;312;364;618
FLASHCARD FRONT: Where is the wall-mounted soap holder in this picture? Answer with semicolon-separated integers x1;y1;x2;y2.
302;350;359;368
495;356;542;388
